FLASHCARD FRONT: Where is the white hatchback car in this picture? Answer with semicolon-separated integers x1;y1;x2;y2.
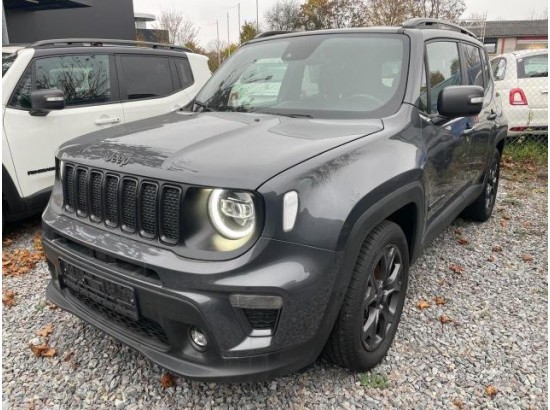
490;49;548;136
2;39;210;224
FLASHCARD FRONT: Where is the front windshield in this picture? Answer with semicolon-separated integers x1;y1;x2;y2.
195;34;408;119
2;53;17;76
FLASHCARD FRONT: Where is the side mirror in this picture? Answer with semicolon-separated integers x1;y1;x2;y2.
30;89;65;116
437;85;484;119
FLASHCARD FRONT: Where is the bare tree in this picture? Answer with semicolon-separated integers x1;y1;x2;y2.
153;9;199;46
265;0;303;31
528;7;548;20
363;0;416;26
414;0;466;21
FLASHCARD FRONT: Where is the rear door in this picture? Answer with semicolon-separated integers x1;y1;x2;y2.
117;54;195;123
460;42;495;182
516;52;548;110
3;53;124;199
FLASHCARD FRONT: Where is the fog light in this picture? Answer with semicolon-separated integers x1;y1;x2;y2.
189;327;208;351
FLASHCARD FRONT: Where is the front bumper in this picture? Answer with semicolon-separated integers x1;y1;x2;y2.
42;207;342;382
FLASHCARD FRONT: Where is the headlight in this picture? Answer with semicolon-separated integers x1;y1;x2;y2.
208;189;256;240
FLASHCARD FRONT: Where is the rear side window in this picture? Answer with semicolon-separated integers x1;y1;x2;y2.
173;58;194;89
35;54;111;106
517;54;548;78
491;58;507;81
423;41;462;114
463;44;484;87
120;56;175;99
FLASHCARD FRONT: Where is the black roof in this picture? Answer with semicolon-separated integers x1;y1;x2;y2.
469;19;548;39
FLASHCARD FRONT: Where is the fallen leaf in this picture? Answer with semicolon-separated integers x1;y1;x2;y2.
454;227;463;235
449;264;464;273
438;278;445;287
30;343;56;358
160;373;174;388
2;238;13;247
439;315;453;324
2;289;16;307
2;247;45;277
502;214;511;220
492;245;503;252
522;254;533;262
500;219;509;228
452;398;465;409
434;296;446;305
32;233;43;252
416;299;430;310
457;237;469;245
37;323;54;338
485;385;498;398
487;255;495;262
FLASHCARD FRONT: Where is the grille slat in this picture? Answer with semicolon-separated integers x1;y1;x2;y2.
76;169;88;215
64;165;76;210
122;179;138;231
140;183;158;236
161;187;181;242
90;172;103;220
105;175;119;227
63;164;182;244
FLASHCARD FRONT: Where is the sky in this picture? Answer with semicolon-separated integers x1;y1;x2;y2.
132;0;549;48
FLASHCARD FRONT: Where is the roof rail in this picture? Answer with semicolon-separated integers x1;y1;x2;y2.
254;30;292;39
402;18;478;40
27;38;192;53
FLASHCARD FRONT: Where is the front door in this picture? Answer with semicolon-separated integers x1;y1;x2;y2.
3;54;124;199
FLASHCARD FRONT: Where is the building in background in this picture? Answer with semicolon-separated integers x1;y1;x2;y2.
135;12;169;43
3;0;135;44
468;19;548;55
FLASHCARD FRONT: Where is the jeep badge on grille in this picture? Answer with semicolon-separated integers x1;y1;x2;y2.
104;152;131;166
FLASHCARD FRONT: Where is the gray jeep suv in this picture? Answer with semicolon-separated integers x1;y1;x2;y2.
42;19;507;382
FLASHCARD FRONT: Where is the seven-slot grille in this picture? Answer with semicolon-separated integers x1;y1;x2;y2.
63;163;182;244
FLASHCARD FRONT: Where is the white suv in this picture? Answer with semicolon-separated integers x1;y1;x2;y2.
2;39;210;224
490;49;548;136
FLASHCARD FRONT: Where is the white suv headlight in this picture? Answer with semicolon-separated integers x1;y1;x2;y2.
208;189;256;240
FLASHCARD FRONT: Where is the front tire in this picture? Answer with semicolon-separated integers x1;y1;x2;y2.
462;147;501;222
324;220;409;370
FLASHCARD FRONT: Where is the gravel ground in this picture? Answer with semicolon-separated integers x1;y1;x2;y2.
2;166;548;409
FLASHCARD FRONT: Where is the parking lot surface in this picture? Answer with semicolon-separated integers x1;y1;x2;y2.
2;166;547;409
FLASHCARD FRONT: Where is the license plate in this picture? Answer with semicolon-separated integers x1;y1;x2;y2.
60;260;139;320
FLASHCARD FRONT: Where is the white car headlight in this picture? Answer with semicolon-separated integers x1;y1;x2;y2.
208;189;256;240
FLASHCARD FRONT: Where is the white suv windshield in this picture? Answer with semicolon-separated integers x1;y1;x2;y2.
195;33;408;119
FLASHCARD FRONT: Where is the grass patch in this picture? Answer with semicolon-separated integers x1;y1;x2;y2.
358;373;389;389
503;140;548;167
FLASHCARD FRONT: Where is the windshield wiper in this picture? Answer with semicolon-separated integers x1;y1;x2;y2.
529;72;548;78
193;100;214;112
252;109;313;118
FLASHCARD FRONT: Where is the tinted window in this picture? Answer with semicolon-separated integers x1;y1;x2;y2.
195;34;408;119
517;54;548;78
173;58;194;89
8;68;31;109
120;56;174;99
425;42;462;114
419;60;428;112
491;58;507;81
463;44;484;87
480;50;492;90
35;55;111;106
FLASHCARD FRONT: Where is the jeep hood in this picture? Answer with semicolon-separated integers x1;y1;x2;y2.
59;111;383;190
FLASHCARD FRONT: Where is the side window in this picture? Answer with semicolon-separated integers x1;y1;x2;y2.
480;50;493;90
35;55;111;106
173;58;194;90
425;41;462;114
8;67;32;109
491;58;507;81
463;44;484;87
120;56;174;99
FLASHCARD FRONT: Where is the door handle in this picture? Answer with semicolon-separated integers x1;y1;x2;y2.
95;116;120;125
462;124;477;136
488;110;498;121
